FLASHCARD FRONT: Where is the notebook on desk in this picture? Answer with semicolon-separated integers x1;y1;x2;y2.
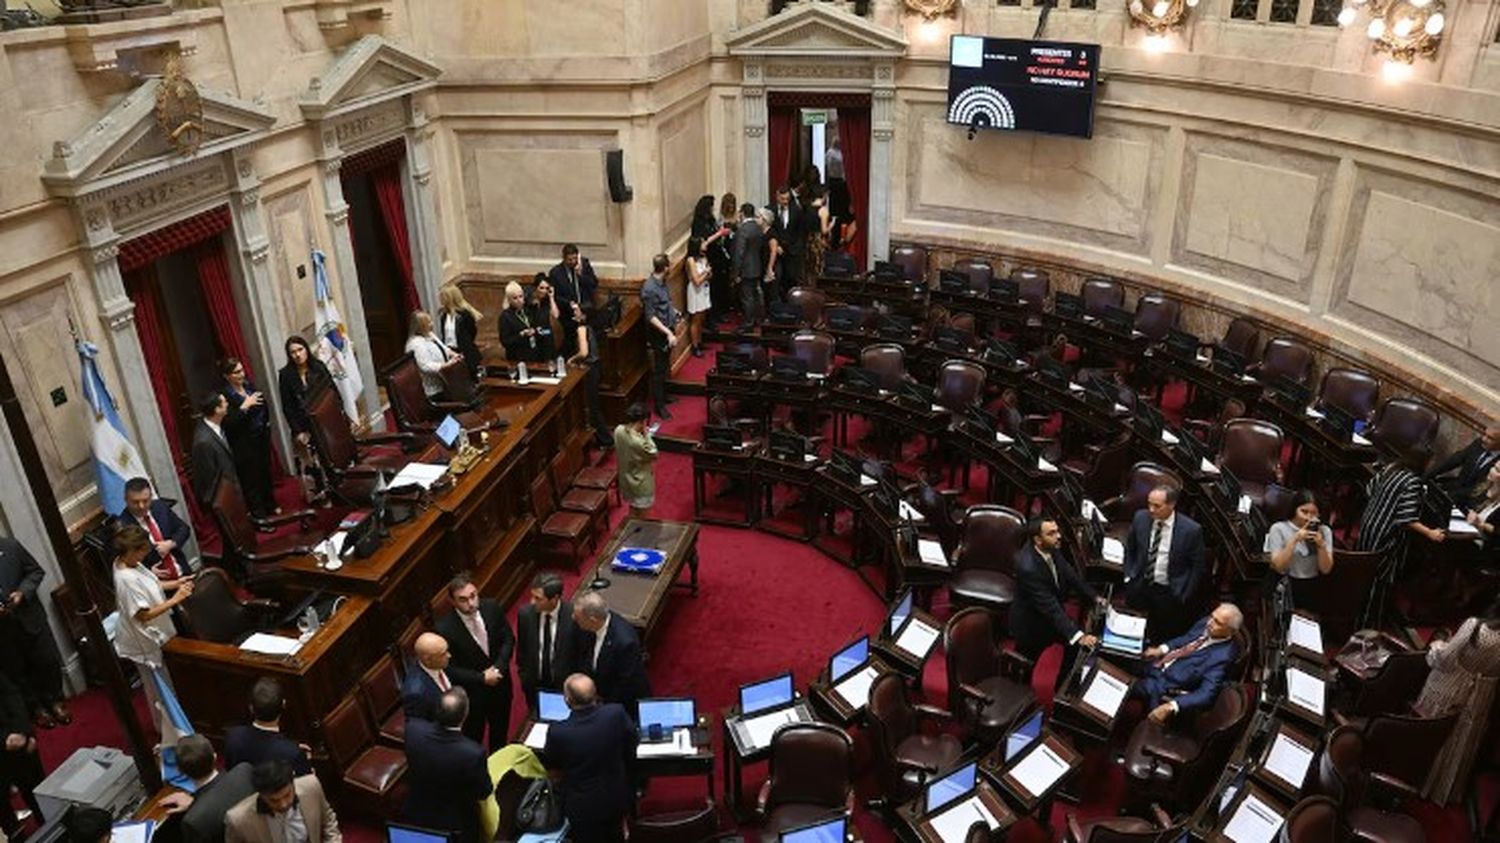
829;636;879;711
885;589;941;660
779;814;848;843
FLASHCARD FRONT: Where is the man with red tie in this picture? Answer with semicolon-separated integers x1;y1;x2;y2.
1133;602;1242;725
117;477;193;581
435;574;514;752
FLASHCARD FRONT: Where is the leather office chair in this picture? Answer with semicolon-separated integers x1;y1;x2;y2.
177;568;279;644
790;331;836;376
944;607;1038;746
1368;399;1441;467
1356;710;1458;802
860;343;910;391
304;383;414;506
934;360;986;413
1066;806;1183;843
1133;293;1181;342
787;287;826;326
1320;550;1382;647
1218;317;1261;363
207;475;316;593
954;258;994;295
949;505;1027;617
629;801;720;843
1184;397;1247;455
549;452;609;537
866;671;963;804
1123;683;1253;813
1062;430;1134;505
948;313;979;347
1279;796;1348;843
1315;725;1424;843
1012;268;1050;316
1256;337;1315;387
1318;367;1381;422
1333;633;1428;720
1218;419;1285;507
1081;277;1125;319
1100;462;1181;545
529;473;595;569
890;244;928;284
755;723;855;833
1260;483;1301;526
322;694;408;818
382;352;503;434
358;654;407;746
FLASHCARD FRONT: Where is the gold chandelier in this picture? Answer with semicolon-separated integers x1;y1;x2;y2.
1337;0;1445;70
1126;0;1199;36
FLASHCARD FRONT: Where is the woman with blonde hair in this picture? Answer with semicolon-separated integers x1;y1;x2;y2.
405;309;462;398
499;280;556;366
437;284;483;378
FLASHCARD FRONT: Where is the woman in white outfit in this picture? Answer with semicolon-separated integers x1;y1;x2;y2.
405;309;462;398
111;524;193;737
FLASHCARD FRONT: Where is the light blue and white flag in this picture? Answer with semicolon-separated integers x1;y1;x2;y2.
312;250;365;422
151;667;200;793
78;341;149;515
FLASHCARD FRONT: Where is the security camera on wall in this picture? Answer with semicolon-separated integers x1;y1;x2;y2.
606;149;633;203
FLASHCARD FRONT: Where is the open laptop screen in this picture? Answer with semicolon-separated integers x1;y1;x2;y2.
537;691;569;723
739;673;794;716
638;698;696;732
926;761;978;815
888;590;913;637
388;823;452;843
830;637;869;684
779;814;847;842
434;415;462;449
1006;709;1045;761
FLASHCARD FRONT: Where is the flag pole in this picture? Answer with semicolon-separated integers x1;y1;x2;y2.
0;341;161;790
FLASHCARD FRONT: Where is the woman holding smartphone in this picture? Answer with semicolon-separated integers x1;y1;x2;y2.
1265;489;1334;611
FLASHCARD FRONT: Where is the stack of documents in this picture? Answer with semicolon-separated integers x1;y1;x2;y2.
1101;537;1125;565
524;722;549;749
1101;607;1145;654
741;707;799;750
239;633;303;657
390;462;448;489
894;619;941;658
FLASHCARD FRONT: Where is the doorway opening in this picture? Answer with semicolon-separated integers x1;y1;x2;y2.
767;92;870;269
340;140;422;374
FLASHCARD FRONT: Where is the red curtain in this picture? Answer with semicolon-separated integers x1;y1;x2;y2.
372;164;422;316
768;106;799;202
119;206;231;273
837;107;871;269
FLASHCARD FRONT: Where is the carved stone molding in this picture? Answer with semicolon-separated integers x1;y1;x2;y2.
327;206;351;226
91;243;120;266
237;159;253;179
766;63;870;79
239;188;261;208
747;126;767;138
873;127;895;140
101;301;136;333
85;209;108;232
103;162;228;233
247;242;270;265
331;101;406;154
323;159;344;177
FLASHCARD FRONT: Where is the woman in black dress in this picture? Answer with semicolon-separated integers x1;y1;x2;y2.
438;283;483;378
219;357;276;517
277;336;333;504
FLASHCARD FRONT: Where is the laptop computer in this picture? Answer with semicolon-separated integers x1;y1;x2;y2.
702;424;743;452
1166;329;1200;360
770;355;809;381
770;431;809;462
1054;292;1083;319
885;589;941;661
872;260;903;282
877;314;913;339
925;761;979;815
434;415;463;450
1005;710;1045;762
888;589;914;638
387;822;456;843
838;366;880;395
733;672;807;752
992;278;1020;304
537;691;569;723
938;269;970;294
637;697;695;742
831;636;869;684
1101;305;1135;336
715;350;753;375
933;326;972;352
829;636;880;711
739;672;795;717
779;813;848;843
826;307;864;331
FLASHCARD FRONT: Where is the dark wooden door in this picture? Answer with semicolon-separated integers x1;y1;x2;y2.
343;171;409;371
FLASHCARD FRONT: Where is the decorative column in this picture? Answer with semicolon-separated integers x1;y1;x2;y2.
315;144;381;427
402;99;443;310
742;61;769;206
868;60;897;270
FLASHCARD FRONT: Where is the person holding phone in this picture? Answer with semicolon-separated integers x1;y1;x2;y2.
219;357;277;517
1265;490;1335;611
111;524;193;736
613;403;659;519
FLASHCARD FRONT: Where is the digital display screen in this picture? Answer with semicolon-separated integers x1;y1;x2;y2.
740;673;794;715
435;415;462;449
926;762;978;814
638;698;696;731
537;691;569;722
388;824;450;843
780;815;847;843
888;590;913;637
830;637;869;684
1006;709;1045;761
947;35;1100;139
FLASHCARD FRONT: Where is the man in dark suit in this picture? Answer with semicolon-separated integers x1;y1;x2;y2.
766;185;804;300
401;689;492;842
0;670;43;838
571;590;651;717
1011;518;1106;688
548;243;600;358
543;674;637;843
177;735;257;843
1123;485;1205;640
733;204;772;328
515;573;575;713
0;536;65;728
223;677;313;776
1133;603;1242;725
118;476;193;578
435;574;514;752
402;632;454;721
1426;425;1500;510
189;392;238;506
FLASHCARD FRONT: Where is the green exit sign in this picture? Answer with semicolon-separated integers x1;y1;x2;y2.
801;110;828;126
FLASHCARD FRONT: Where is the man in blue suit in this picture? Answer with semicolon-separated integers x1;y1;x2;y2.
1133;602;1242;725
118;477;193;578
223;677;312;775
543;673;637;843
402;632;454;721
401;689;492;842
1123;485;1205;640
570;590;651;717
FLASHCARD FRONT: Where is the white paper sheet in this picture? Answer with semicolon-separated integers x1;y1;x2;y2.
1068;382;1085;393
742;708;797;750
860;474;878;487
1222;793;1284;843
1161;430;1181;445
895;619;941;658
931;403;948;413
527;376;562;385
1082;499;1105;523
1304;407;1325;419
1287;614;1323;654
1352;432;1373;447
1238;494;1254;515
1081;669;1129;719
918;538;950;567
239;633;303;656
320;531;348;563
833;665;880;710
1008;743;1070;798
899;500;927;523
637;729;694;757
803;453;818;463
1449;509;1481;536
1263;732;1315;790
110;821;154;843
1037;456;1059;473
1114;403;1130;414
1106;607;1147;639
995;431;1014;444
929;797;999;843
1240;374;1259;383
1101;537;1125;564
1286;667;1326;716
1199;457;1221;475
390;462;448;490
524;722;549;749
1196;354;1211;364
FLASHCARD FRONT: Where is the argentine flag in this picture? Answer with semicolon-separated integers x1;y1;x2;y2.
151;667;200;793
312;250;365;422
78;341;149;515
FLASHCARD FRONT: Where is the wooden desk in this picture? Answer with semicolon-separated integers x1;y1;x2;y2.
719;700;819;821
691;443;759;527
894;780;1019;843
807;655;894;727
579;518;700;640
753;452;820;542
599;299;649;424
984;731;1083;815
516;712;716;799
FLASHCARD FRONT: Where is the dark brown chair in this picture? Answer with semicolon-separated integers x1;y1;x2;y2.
1260;483;1301;525
1066;806;1182;843
1321;550;1383;647
725;341;770;372
949;505;1026;616
1063;430;1134;504
1318;368;1381;422
1219;419;1285;506
1368;399;1441;467
1256;337;1315;386
1123;683;1253;812
1218;317;1261;363
304;383;414;506
1101;462;1181;544
206;475;318;592
755;723;855;833
1356;710;1459;801
1081;277;1124;319
560;441;619;504
1334;633;1429;719
935;360;986;413
1315;725;1424;843
628;800;719;843
177;567;279;644
1184;397;1247;455
944;607;1038;746
529;473;595;569
954;258;994;295
549;453;609;537
890;244;928;284
1279;796;1348;843
1012;268;1050;317
1134;293;1181;342
787;287;827;326
381;352;502;434
322;695;408;818
358;654;407;746
860;343;909;391
948;313;979;347
790;331;836;376
866;672;963;804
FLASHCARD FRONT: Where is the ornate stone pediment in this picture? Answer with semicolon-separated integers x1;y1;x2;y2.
42;79;276;198
726;2;907;58
299;35;441;122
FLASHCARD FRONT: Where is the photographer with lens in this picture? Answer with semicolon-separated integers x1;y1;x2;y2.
1266;489;1334;611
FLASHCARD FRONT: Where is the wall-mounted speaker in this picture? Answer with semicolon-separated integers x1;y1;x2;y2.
606;149;633;203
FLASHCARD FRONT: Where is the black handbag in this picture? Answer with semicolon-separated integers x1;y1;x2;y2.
515;778;563;834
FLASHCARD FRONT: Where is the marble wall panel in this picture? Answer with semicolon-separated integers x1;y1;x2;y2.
266;186;319;338
659;101;710;245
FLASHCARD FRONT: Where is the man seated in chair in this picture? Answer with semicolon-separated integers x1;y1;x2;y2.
1131;602;1241;726
117;476;193;580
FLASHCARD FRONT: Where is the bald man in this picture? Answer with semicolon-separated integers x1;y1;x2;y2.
542;674;637;843
1133;602;1243;725
401;632;453;721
